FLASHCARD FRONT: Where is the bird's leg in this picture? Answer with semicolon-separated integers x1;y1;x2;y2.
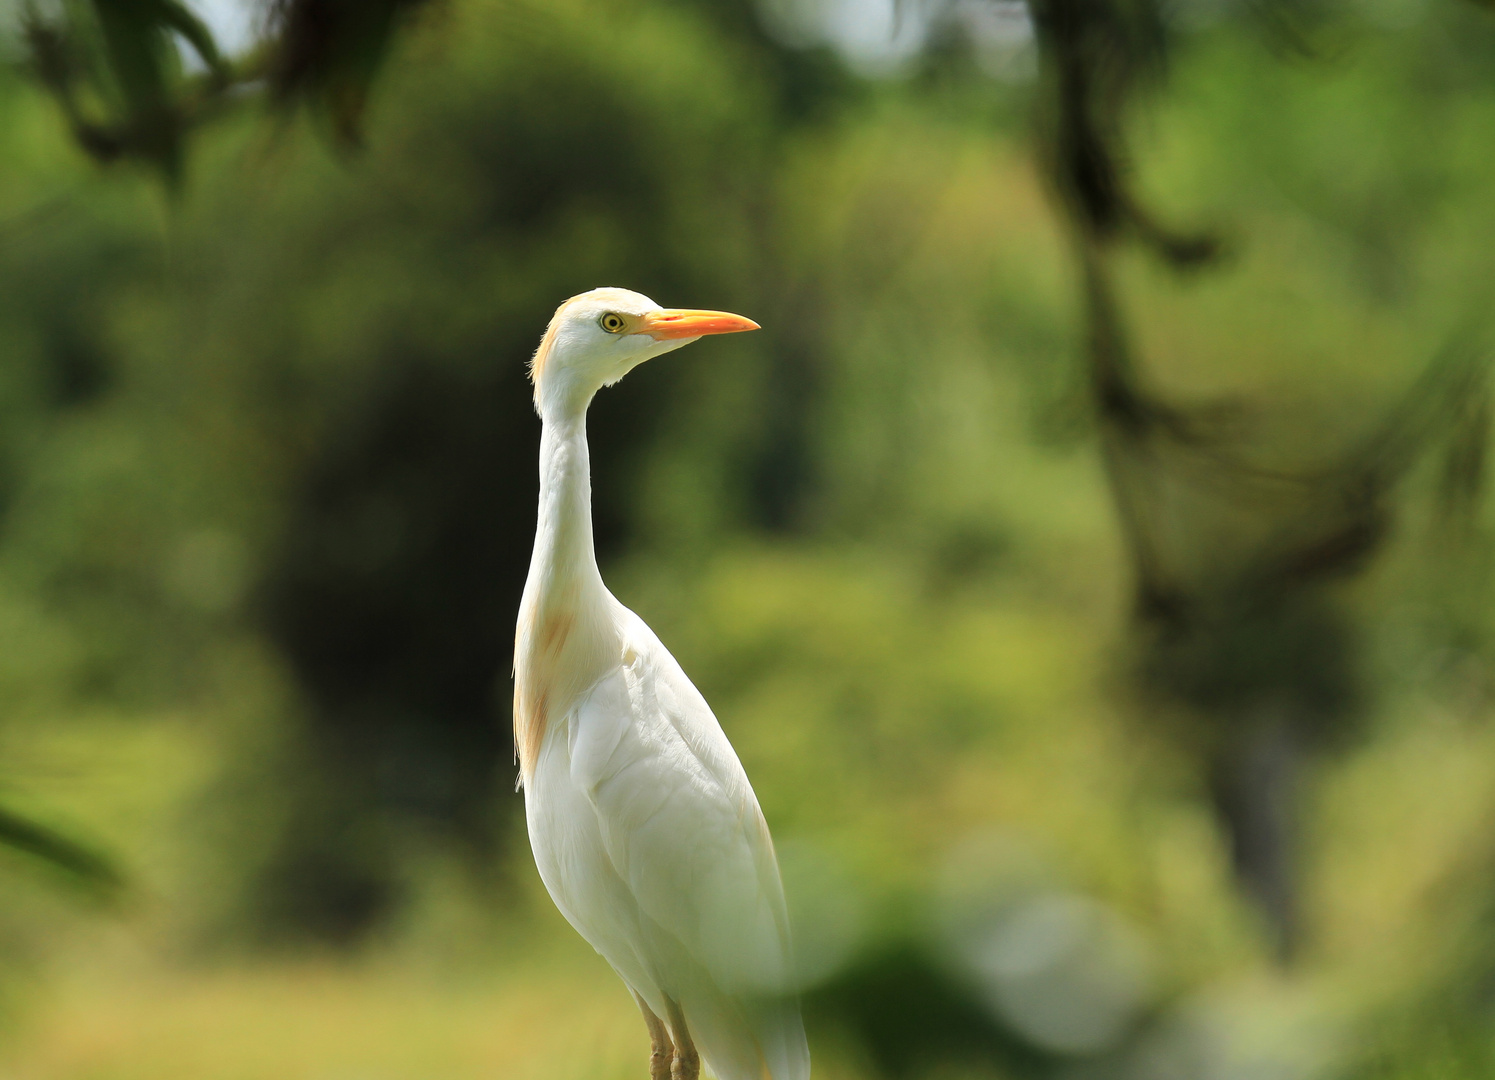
665;998;699;1080
634;993;674;1080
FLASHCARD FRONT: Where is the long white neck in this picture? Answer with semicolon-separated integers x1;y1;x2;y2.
513;403;620;782
530;412;604;598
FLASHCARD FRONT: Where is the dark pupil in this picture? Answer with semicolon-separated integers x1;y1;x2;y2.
606;315;621;330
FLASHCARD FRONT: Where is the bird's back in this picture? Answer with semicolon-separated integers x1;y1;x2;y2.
524;602;808;1080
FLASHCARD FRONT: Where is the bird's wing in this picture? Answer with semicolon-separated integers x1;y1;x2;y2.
567;607;793;999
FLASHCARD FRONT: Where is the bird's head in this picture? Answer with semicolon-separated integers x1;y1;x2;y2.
529;287;759;417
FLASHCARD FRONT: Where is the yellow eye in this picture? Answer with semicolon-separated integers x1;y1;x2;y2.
599;312;627;334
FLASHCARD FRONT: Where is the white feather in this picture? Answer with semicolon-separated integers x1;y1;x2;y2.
527;603;808;1080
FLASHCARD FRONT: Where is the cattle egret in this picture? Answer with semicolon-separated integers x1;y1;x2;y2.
514;288;809;1080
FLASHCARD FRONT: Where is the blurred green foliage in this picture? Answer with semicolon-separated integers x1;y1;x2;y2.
2;0;1495;1078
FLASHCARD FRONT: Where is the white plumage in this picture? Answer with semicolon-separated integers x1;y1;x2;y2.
514;288;808;1080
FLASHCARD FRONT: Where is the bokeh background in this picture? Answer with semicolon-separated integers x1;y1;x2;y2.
0;0;1493;1076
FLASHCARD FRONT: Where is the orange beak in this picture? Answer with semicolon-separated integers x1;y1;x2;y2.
640;308;760;341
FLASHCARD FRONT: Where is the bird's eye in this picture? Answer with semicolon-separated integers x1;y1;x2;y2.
599;312;627;334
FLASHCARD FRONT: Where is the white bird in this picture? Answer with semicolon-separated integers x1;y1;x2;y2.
514;288;809;1080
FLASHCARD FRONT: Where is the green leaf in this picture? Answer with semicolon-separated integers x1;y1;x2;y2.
156;0;228;78
0;802;124;903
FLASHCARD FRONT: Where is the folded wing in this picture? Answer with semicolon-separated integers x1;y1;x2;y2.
568;609;808;1080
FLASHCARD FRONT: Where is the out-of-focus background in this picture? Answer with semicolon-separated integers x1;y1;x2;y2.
0;0;1494;1076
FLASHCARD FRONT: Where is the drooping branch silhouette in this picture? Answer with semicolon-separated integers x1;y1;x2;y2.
19;0;435;181
1027;0;1491;959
